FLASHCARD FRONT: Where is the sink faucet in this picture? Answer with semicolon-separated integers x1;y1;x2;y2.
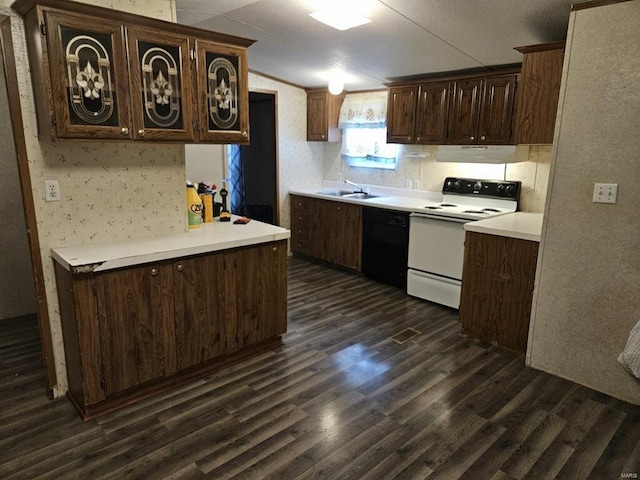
344;179;366;193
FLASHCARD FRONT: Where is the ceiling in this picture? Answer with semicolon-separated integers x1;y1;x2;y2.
175;0;576;91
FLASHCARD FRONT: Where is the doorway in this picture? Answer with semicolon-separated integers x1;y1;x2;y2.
229;91;278;225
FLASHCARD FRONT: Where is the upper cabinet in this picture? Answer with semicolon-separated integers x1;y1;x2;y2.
514;42;565;145
306;89;344;142
386;82;449;144
13;0;254;143
386;68;519;146
448;74;517;145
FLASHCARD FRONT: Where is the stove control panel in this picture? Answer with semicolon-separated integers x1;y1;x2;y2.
442;177;521;200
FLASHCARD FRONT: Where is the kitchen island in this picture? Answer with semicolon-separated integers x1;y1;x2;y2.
459;212;542;354
53;218;290;420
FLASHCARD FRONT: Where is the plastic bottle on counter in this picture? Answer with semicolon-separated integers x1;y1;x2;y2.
186;181;203;229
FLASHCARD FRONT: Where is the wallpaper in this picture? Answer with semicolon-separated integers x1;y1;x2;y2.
8;0;183;396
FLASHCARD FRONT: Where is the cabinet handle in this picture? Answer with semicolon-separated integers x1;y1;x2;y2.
138;129;146;138
480;135;486;141
469;136;475;141
151;268;158;276
121;127;129;136
176;264;183;272
242;131;248;138
272;247;277;252
416;136;421;142
321;134;325;139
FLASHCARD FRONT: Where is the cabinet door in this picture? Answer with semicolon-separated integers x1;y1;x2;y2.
415;81;450;144
447;79;482;144
386;86;417;143
95;264;176;396
172;253;237;370
236;242;287;348
194;39;249;143
126;28;195;141
307;91;328;141
478;75;517;144
328;202;362;270
43;11;131;139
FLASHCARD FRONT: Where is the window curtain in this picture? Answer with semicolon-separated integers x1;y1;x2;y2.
338;91;387;129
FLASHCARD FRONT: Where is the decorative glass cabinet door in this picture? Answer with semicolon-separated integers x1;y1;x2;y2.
195;39;249;144
44;12;132;139
126;28;195;142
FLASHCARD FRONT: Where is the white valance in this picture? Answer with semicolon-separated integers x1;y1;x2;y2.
338;91;387;129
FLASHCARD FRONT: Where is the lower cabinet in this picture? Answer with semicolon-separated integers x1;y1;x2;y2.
290;195;362;270
459;231;539;354
55;240;287;419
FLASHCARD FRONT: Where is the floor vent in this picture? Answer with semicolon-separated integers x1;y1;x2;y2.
389;328;421;344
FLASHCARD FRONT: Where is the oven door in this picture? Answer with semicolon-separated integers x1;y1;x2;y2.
407;213;469;308
408;213;468;280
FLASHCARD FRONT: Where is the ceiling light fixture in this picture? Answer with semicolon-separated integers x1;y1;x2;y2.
309;9;371;31
328;78;344;95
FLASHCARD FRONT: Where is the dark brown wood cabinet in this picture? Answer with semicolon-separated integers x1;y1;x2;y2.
387;82;450;144
172;253;235;370
386;70;517;145
237;242;288;347
290;195;362;271
459;231;539;354
514;42;565;145
15;0;253;143
307;89;344;142
448;74;517;145
55;240;287;419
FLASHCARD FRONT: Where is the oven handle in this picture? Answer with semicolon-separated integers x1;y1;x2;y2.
409;212;470;224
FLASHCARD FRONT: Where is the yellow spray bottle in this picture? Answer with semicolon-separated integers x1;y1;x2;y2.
186;181;203;229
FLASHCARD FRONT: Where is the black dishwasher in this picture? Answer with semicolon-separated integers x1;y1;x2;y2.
361;207;410;289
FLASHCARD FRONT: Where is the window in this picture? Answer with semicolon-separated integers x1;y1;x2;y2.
342;127;398;170
338;91;398;170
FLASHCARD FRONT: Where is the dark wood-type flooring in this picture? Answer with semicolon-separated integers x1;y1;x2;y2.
1;256;639;479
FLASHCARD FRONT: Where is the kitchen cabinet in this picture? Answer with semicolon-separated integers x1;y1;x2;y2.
172;253;236;370
54;240;287;419
386;82;449;144
447;74;517;145
459;231;539;354
14;0;253;143
307;89;344;142
290;195;362;271
386;69;518;145
514;42;565;145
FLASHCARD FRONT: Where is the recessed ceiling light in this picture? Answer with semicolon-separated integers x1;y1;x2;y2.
309;9;371;31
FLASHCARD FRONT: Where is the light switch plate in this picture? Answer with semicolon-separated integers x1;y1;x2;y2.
592;183;618;204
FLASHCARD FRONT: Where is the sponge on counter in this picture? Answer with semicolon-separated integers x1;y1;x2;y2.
233;217;251;224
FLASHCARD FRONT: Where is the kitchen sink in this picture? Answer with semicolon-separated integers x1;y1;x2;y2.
315;190;386;200
315;190;353;196
341;193;385;199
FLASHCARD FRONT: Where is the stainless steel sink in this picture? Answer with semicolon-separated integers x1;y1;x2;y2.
315;190;353;196
341;193;385;199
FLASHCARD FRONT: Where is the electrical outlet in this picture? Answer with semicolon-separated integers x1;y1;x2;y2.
44;180;60;202
592;183;618;204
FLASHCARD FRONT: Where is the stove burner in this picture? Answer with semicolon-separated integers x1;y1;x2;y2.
439;203;457;207
424;206;442;210
462;210;489;214
482;208;500;212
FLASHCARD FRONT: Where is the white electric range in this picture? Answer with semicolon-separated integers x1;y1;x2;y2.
407;177;521;308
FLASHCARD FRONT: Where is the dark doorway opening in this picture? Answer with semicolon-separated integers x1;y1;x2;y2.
230;91;278;225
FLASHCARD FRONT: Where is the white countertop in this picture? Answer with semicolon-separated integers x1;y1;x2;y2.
289;181;441;213
52;217;291;273
463;212;543;242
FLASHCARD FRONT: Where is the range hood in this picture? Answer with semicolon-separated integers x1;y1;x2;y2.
436;145;527;164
